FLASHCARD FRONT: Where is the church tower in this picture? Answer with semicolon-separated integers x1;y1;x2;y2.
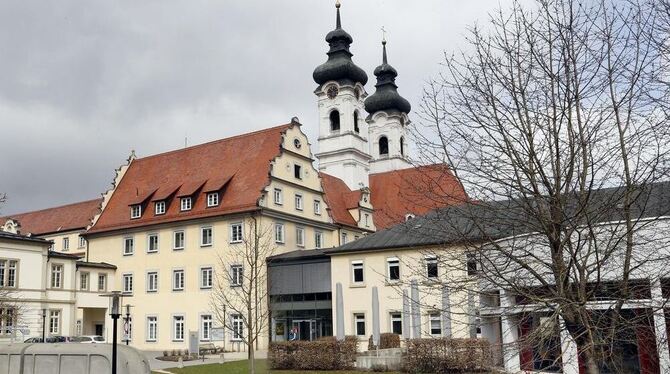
365;39;412;174
313;1;371;190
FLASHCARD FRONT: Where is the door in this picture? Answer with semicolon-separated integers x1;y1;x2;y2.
95;324;103;336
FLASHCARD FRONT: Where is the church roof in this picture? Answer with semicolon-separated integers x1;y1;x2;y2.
369;164;468;230
88;124;293;234
320;172;363;228
2;198;102;236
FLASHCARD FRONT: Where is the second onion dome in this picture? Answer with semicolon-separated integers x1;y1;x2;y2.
364;40;411;114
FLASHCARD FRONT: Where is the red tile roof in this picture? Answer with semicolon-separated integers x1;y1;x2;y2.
3;199;102;235
369;164;468;229
319;173;362;228
88;124;292;234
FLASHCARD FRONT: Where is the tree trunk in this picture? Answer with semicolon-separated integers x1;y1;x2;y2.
249;347;256;374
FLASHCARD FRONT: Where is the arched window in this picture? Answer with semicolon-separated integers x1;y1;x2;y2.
330;111;340;132
353;111;360;133
379;136;389;156
400;137;405;156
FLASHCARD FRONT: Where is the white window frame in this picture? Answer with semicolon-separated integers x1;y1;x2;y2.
173;230;185;250
173;269;185;291
230;223;243;243
314;231;323;249
122;273;133;294
6;261;17;288
231;314;243;341
352;261;364;284
230;265;243;287
147;233;159;253
200;226;213;247
98;274;107;292
155;201;166;215
391;312;402;335
426;256;439;279
387;257;400;282
49;310;61;334
206;192;219;207
295;194;303;211
296;227;305;247
147;271;158;293
354;313;366;336
146;316;158;342
50;264;63;289
273;188;283;205
123;237;134;256
429;313;442;335
62;237;69;251
173;315;185;342
180;197;192;211
200;267;213;289
341;232;348;245
78;236;86;249
130;205;141;219
314;200;321;215
80;272;89;291
201;314;213;341
274;223;285;244
364;213;370;227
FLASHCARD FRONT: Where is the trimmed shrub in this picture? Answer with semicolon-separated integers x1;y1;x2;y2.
368;333;401;350
269;336;358;370
404;338;492;373
162;350;168;357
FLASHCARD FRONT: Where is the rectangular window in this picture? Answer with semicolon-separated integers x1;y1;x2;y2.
173;270;185;291
80;272;89;291
230;265;243;287
426;256;438;279
130;205;141;219
230;223;243;243
51;264;63;288
314;231;323;249
273;188;283;205
201;267;213;289
430;313;442;335
98;274;107;292
78;236;86;248
123;237;134;255
314;200;321;215
341;232;348;245
200;226;213;247
62;237;69;251
364;213;370;227
6;261;17;288
387;258;400;281
173;315;185;341
352;261;364;283
147;234;159;253
296;227;305;247
155;201;166;215
1;309;13;335
467;253;478;276
295;194;303;211
0;261;5;287
231;314;243;340
207;192;219;207
49;310;60;334
123;273;133;294
274;223;285;244
294;164;302;179
180;197;192;211
173;230;185;250
147;316;158;342
391;313;402;335
201;315;213;341
147;272;158;293
354;314;366;336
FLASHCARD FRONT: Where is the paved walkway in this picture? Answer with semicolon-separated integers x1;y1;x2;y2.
143;350;267;371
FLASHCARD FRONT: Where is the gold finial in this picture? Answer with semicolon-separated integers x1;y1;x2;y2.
336;0;341;8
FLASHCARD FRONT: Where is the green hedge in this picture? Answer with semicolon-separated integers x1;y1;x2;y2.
268;336;358;370
404;338;492;373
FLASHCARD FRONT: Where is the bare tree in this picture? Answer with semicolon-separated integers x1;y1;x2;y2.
210;215;276;374
402;0;670;372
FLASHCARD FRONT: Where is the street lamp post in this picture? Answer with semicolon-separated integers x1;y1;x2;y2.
101;291;126;374
41;309;46;343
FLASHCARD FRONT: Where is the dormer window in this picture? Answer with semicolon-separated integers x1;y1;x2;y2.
294;164;302;180
180;197;192;211
155;201;166;215
130;205;141;219
405;213;416;221
207;192;219;207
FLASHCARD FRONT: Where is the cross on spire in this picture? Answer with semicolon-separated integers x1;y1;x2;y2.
381;26;387;43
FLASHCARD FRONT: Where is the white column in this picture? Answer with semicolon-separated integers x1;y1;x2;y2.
500;290;520;373
559;317;579;374
652;280;670;373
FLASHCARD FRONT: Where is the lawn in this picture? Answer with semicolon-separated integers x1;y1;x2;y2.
152;359;401;374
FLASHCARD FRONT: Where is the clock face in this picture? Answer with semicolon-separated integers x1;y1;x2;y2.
293;138;302;149
327;85;339;99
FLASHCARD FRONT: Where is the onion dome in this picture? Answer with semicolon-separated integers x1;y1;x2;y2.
364;40;411;114
313;2;368;86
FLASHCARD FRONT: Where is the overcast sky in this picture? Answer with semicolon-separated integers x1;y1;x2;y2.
0;0;504;215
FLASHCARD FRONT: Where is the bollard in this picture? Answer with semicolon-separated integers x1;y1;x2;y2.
178;356;184;369
220;353;225;364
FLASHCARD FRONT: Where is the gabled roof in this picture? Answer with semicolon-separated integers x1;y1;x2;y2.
2;199;102;236
0;231;51;245
88;124;293;234
369;164;468;229
319;173;362;228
